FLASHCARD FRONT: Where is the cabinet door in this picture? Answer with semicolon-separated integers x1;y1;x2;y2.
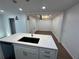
14;46;38;59
40;54;57;59
0;42;15;59
40;54;51;59
39;48;58;59
0;46;4;59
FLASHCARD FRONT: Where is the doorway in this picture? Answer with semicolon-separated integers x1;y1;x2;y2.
9;18;16;34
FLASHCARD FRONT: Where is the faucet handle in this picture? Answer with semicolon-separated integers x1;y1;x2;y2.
31;33;33;37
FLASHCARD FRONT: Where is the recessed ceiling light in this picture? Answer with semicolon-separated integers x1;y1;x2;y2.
42;6;46;10
19;8;23;11
26;0;30;2
0;10;4;12
42;15;49;19
12;0;17;3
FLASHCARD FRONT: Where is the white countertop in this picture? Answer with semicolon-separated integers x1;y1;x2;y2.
0;33;58;50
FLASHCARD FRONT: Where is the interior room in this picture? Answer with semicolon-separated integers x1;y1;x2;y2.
0;0;79;59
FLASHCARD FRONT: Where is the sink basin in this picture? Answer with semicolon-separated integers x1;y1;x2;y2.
18;37;40;44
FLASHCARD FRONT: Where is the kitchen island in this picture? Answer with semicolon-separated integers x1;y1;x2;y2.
0;33;58;59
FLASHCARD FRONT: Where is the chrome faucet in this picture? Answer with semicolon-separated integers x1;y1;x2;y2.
31;33;33;37
31;27;35;37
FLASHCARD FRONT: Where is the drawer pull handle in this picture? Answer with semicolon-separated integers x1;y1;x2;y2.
23;51;27;56
43;55;50;58
44;51;50;54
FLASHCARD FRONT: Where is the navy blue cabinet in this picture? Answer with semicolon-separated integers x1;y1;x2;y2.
0;42;15;59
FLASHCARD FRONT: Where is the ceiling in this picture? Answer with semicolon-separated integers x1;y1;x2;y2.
0;0;79;14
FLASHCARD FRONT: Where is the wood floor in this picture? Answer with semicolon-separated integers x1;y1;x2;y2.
35;31;72;59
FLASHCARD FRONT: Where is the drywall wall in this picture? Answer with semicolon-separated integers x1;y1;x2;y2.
61;3;79;59
0;14;6;38
28;17;53;32
3;14;14;36
52;14;64;42
28;15;64;42
25;17;30;33
29;17;37;33
3;13;28;36
37;19;52;31
15;14;27;33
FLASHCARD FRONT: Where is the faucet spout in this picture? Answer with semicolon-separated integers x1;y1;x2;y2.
31;33;33;37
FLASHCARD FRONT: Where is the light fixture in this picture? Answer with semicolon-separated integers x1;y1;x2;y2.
42;6;46;10
0;10;4;12
26;0;30;2
12;0;17;3
42;15;49;19
19;8;23;11
15;16;19;20
27;16;30;20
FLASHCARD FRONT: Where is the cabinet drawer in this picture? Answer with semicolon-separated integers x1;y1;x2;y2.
14;46;38;59
39;54;57;59
40;54;50;59
14;44;38;54
40;48;57;55
39;48;58;59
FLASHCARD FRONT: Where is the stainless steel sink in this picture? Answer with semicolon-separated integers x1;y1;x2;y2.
18;37;40;44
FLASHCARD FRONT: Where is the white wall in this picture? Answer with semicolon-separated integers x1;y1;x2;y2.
28;15;64;43
3;14;14;36
37;20;52;31
26;18;30;33
0;14;6;38
52;14;64;42
15;14;27;33
28;17;53;32
61;3;79;59
29;17;37;33
3;13;28;36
